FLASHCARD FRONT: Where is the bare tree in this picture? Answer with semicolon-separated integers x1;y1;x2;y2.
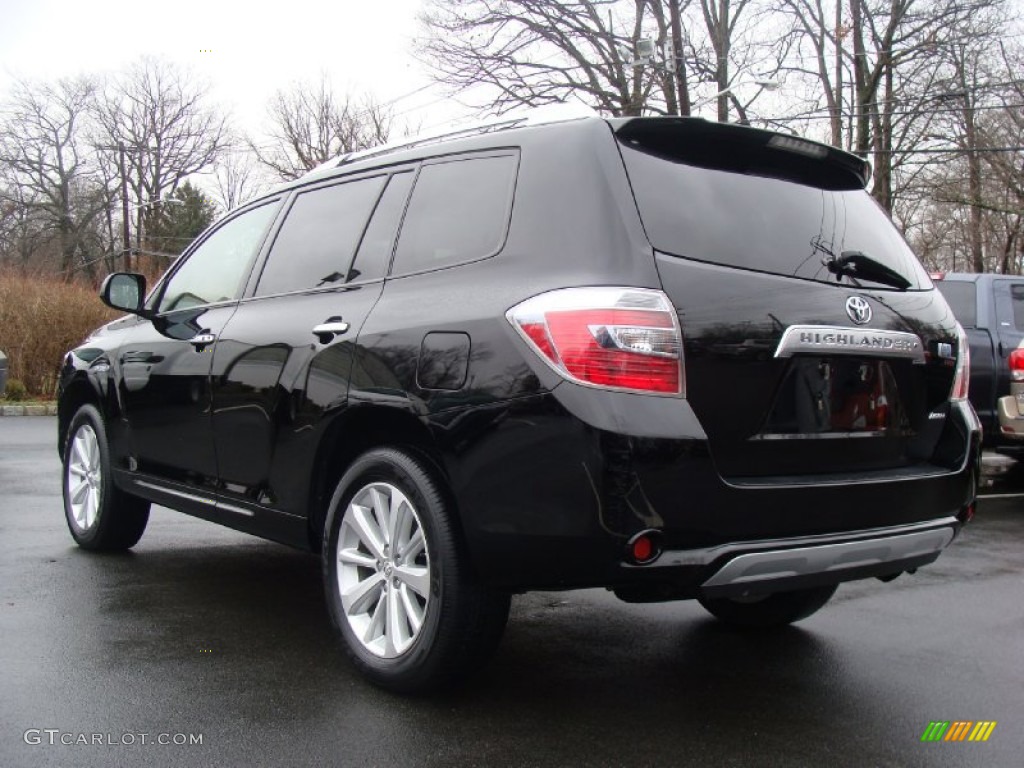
94;57;229;252
251;76;393;180
697;0;757;121
0;76;111;276
418;0;671;116
211;150;266;213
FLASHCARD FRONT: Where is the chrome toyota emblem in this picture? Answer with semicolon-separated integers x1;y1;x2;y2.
846;296;872;325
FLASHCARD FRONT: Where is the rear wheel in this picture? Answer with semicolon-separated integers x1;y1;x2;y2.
698;584;838;629
62;404;150;551
323;447;510;693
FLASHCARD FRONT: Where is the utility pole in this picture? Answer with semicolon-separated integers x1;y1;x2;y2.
117;142;131;271
668;1;690;115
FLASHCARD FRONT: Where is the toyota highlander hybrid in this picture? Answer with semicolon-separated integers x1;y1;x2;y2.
58;109;981;692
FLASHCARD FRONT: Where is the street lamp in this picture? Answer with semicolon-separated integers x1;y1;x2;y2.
126;198;184;212
693;79;780;123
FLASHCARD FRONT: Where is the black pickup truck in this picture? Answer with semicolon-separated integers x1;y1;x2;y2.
934;272;1024;452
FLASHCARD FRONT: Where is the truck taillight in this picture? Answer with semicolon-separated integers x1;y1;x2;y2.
951;323;970;401
1009;349;1024;383
507;287;684;396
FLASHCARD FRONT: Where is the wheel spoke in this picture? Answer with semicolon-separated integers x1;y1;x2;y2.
72;433;90;469
398;584;424;634
369;487;391;546
337;547;377;569
394;564;429;598
70;479;90;505
347;504;385;560
87;431;99;469
364;590;387;645
402;529;425;562
84;487;96;528
341;572;384;614
386;583;409;655
388;494;409;554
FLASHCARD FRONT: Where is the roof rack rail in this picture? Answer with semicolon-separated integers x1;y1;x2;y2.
300;102;597;181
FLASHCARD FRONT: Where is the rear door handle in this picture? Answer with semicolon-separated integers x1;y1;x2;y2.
312;318;350;344
189;333;216;351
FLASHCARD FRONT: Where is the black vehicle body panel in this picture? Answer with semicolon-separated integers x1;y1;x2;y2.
59;115;980;594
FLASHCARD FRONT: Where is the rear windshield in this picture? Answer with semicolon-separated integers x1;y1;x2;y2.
935;280;978;327
617;123;930;290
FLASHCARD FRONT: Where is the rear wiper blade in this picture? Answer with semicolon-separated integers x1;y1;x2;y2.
823;250;911;290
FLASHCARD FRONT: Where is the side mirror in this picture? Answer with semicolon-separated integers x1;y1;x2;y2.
100;273;149;316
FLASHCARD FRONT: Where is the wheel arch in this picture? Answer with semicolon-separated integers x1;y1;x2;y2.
308;405;449;553
58;374;106;457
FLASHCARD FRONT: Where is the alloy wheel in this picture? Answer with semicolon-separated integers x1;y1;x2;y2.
337;482;431;658
67;424;102;532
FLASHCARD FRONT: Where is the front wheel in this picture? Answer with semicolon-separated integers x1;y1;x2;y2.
323;448;510;693
62;404;150;551
698;584;838;629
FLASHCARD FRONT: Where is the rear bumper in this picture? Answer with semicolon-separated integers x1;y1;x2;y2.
437;389;980;593
997;392;1024;440
667;518;956;599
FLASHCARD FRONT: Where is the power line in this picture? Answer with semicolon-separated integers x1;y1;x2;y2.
773;101;1024;122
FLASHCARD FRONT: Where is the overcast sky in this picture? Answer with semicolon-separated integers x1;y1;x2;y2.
0;0;477;137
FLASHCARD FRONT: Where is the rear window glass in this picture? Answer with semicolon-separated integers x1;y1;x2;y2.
619;135;929;291
935;281;978;327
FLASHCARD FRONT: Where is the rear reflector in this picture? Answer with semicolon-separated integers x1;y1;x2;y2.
625;530;662;565
507;287;684;395
1009;348;1024;382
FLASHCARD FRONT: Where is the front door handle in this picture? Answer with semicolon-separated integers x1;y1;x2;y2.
189;332;216;351
312;317;350;344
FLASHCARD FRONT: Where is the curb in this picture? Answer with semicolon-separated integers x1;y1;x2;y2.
0;404;58;416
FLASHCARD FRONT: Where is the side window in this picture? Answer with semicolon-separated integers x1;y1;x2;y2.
392;154;517;275
1012;285;1024;331
994;281;1024;332
935;281;978;328
158;202;279;313
347;171;415;283
255;175;386;296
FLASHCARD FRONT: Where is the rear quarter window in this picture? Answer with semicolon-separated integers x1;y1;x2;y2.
391;153;518;275
935;281;978;328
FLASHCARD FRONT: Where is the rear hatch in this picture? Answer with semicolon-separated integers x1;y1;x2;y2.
615;118;960;479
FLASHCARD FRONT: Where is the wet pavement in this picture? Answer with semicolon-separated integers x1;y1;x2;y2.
2;416;1022;767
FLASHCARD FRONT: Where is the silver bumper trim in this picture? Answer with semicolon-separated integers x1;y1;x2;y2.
701;526;955;589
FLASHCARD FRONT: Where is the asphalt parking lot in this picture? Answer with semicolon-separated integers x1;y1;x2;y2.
2;416;1022;767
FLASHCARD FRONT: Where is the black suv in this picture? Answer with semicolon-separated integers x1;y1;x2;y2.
59;110;981;692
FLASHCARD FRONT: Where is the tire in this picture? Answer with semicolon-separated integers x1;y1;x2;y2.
698;584;838;629
62;404;150;551
322;447;510;693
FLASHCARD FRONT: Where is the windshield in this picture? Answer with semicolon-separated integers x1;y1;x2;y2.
619;134;931;291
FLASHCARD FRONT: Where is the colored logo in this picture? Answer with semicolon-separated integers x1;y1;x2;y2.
921;721;997;742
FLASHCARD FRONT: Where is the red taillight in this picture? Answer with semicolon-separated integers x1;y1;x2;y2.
951;323;970;401
1009;349;1024;383
507;287;684;395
